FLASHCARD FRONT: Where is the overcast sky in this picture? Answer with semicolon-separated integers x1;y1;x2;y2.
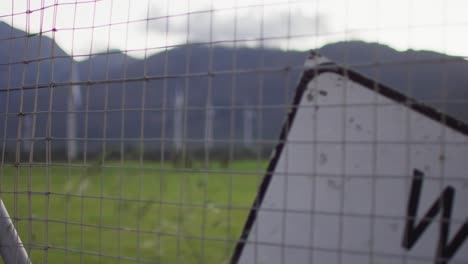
1;0;467;61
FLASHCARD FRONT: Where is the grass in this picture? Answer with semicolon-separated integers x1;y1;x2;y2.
0;160;267;263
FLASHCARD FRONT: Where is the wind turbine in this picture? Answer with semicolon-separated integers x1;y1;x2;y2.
67;63;82;161
243;105;254;149
173;89;184;153
204;99;214;151
21;114;32;153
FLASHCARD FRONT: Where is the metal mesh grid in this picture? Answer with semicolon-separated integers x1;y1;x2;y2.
0;0;467;263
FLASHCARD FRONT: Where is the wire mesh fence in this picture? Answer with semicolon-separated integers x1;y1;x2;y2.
0;0;467;263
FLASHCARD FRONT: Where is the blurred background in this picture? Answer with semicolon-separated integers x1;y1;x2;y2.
0;0;467;263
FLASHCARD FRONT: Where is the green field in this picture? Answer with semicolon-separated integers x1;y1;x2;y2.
0;160;267;263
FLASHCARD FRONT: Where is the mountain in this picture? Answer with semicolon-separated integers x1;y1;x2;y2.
0;21;75;159
1;21;467;160
320;41;468;121
75;46;307;153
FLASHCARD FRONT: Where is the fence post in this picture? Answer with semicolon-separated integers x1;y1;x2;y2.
0;200;31;264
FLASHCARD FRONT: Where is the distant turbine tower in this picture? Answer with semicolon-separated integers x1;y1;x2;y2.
21;114;32;153
204;100;214;150
173;89;184;152
67;63;82;161
243;107;254;149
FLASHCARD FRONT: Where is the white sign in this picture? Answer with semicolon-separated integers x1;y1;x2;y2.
232;53;468;264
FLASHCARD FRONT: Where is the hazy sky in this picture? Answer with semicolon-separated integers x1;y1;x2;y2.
1;0;467;60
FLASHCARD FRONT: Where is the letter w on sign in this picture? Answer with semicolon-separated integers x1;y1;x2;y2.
402;169;468;264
